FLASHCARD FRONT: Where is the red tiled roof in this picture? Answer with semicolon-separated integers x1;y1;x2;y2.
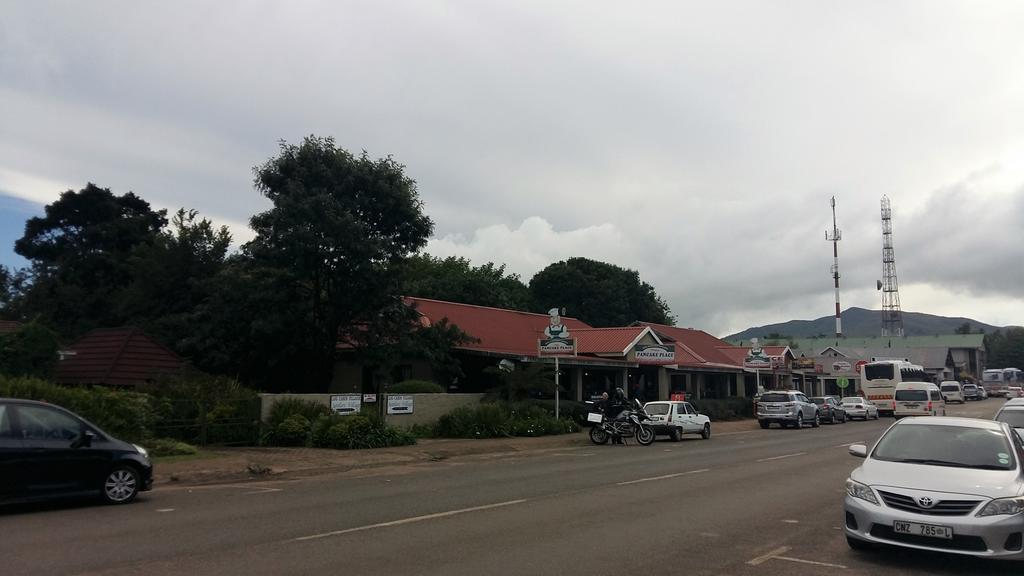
573;327;650;355
714;346;748;365
0;320;22;335
637;322;743;367
54;327;184;387
406;298;593;356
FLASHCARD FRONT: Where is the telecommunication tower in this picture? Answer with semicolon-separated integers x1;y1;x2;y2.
825;197;842;341
878;195;904;337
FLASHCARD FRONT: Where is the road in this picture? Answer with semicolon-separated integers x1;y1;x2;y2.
1;399;1017;576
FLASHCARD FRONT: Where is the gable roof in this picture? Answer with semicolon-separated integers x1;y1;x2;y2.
574;326;658;356
407;297;593;357
54;327;184;387
636;322;742;366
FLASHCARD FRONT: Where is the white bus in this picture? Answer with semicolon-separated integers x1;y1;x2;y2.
982;368;1023;398
862;359;929;416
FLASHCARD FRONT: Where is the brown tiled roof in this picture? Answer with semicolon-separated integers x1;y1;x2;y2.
54;327;184;387
637;322;743;367
573;327;650;355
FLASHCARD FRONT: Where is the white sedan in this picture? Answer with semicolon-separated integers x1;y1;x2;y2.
643;401;711;441
841;396;879;420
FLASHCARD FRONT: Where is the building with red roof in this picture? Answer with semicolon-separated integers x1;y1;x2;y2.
54;327;184;387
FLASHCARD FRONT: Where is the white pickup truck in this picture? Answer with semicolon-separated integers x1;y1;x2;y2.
642;401;711;441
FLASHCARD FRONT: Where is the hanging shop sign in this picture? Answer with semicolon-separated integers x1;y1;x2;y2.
538;307;575;356
832;361;853;373
743;339;771;369
330;394;362;416
793;358;816;370
387;395;414;415
635;343;676;364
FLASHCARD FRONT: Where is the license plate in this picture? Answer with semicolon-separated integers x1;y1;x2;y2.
587;413;603;423
903;403;919;408
893;521;952;540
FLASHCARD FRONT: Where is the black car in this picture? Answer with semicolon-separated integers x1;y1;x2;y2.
810;396;847;424
0;398;153;505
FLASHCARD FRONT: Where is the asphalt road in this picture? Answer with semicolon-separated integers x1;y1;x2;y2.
1;399;1017;576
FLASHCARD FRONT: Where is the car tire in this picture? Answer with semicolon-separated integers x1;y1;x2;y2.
830;412;836;425
589;426;610;445
794;413;803;429
670;427;682;442
701;423;711;440
846;535;873;551
759;420;770;429
101;465;141;505
812;412;820;428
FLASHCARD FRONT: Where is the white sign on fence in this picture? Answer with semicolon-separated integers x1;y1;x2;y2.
330;394;362;416
387;395;414;415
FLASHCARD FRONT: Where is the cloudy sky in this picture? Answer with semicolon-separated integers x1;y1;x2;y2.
2;1;1023;337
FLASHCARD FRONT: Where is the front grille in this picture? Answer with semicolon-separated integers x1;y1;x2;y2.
870;525;987;551
878;490;981;516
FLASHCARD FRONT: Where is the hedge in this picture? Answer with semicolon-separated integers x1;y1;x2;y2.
690;397;754;421
388;380;445;394
433;403;579;438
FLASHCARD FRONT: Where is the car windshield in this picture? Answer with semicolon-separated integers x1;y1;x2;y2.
995;410;1024;429
811;398;825;405
872;424;1016;470
760;393;790;403
940;385;959;391
644;404;670;416
895;390;928;401
864;364;894;380
841;397;864;404
964;385;977;390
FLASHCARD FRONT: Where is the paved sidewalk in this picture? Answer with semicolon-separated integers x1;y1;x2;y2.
154;418;760;487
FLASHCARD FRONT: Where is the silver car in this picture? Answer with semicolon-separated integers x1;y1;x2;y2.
845;417;1024;559
841;396;879;420
757;390;820;429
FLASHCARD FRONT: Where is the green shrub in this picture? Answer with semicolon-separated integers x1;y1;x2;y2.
142;372;262;445
433;403;578;439
0;376;155;442
309;414;416;449
274;414;311;446
267;397;331;428
388;380;445;394
691;397;753;421
521;399;590;425
144;438;198;457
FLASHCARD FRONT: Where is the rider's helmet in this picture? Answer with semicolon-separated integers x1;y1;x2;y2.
614;387;626;402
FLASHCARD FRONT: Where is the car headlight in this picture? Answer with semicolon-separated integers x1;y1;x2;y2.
846;478;879;505
133;444;149;458
977;497;1024;517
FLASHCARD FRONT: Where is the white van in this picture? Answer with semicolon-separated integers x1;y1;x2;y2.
894;382;945;418
939;381;964;404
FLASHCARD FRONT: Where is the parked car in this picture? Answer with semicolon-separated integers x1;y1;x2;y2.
812;396;847;424
893;382;945;419
0;398;153;505
1008;386;1024;399
939;381;964;404
841;396;879;420
962;383;982;401
845;417;1024;559
756;391;820;429
994;398;1024;438
980;386;989;400
643;401;711;441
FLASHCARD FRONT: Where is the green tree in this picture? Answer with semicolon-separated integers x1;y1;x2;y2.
528;257;674;327
399;254;533;310
986;328;1024;368
955;322;973;335
245;136;433;390
13;183;167;337
0;320;60;378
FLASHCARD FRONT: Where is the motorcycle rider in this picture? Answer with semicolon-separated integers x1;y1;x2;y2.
605;387;630;444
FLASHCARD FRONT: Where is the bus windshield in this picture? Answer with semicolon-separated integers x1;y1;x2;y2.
864;364;894;381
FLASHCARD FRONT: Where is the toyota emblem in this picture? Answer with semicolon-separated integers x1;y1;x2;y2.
917;497;935;508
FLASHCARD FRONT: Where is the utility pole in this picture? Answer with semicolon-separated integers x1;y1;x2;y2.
825;197;843;345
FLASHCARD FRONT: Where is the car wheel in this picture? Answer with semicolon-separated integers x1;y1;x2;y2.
701;423;711;440
794;413;803;429
589;426;609;445
669;427;682;442
812;412;820;428
759;420;770;429
830;412;836;425
102;465;140;504
846;535;873;551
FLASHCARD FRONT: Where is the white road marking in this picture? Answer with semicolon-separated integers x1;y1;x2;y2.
243;487;283;495
616;468;710;486
156;508;175;513
756;452;807;463
781;519;799;524
834;442;857;448
775;556;847;569
292;499;528;542
746;546;791;566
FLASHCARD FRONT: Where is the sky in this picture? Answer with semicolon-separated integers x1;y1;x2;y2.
2;1;1023;337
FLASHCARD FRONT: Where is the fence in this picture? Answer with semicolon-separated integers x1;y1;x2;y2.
152;397;263;446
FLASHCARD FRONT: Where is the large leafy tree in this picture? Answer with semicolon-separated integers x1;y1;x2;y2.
528;257;674;327
399;254;533;310
245;136;433;390
13;183;167;336
0;320;60;379
986;328;1024;369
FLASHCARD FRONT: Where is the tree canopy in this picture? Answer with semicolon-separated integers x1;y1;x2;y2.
985;328;1024;369
399;254;533;311
528;257;674;327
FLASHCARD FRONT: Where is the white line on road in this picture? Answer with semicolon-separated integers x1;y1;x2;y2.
156;508;175;513
746;546;791;566
292;499;529;542
616;468;710;486
756;452;807;463
834;442;857;448
775;556;847;569
243;487;283;495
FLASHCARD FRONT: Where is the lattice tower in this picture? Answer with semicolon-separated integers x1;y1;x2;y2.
880;195;904;337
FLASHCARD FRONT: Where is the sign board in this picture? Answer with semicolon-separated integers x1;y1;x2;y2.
854;360;868;374
744;340;771;369
837;377;850;389
635;343;676;364
670;392;686;401
793;358;816;370
539;338;576;356
387;395;414;415
362;394;377;403
832;361;853;373
330;394;361;416
771;357;786;370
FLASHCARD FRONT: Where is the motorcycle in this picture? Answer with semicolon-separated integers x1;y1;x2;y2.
587;399;656;446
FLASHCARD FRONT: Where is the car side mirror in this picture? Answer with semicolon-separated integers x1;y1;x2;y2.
848;444;868;458
72;430;95;449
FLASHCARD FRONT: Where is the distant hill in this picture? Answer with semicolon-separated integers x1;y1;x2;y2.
725;307;1001;341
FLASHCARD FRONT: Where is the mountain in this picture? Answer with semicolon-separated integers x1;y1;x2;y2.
724;307;1002;341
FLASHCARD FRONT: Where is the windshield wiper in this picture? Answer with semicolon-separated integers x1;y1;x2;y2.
892;458;1009;470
